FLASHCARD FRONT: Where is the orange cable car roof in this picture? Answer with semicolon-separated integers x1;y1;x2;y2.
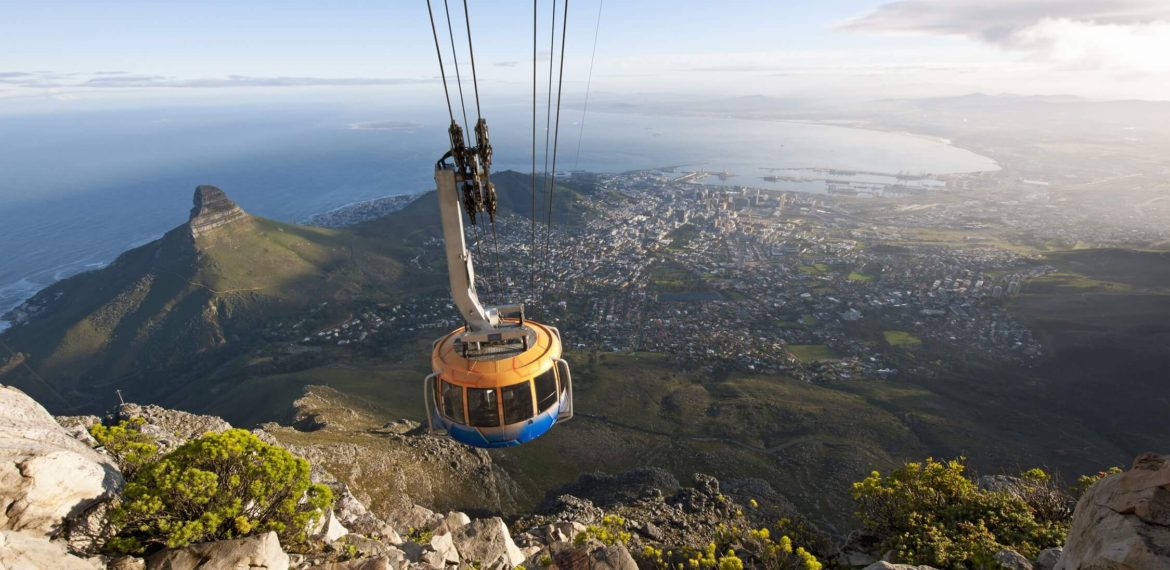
431;319;562;388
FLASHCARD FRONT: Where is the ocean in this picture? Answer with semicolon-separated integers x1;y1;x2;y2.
0;102;997;328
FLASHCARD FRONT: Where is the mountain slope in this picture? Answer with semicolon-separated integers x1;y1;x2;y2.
0;185;413;411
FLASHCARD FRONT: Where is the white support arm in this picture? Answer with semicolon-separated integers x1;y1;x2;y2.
436;167;498;333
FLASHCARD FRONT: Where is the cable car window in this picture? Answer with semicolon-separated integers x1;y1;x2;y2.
441;381;464;422
534;368;558;412
502;382;535;424
466;387;501;427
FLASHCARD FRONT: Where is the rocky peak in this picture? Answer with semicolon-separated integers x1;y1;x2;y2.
188;185;247;238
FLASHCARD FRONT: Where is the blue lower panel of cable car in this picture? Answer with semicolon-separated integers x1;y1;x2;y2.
431;400;562;448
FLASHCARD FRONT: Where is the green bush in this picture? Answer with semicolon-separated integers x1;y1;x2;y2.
106;428;332;554
851;458;1068;568
1072;467;1122;499
575;514;631;546
636;520;821;570
89;418;160;479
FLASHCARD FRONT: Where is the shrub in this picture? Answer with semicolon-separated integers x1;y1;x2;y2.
89;417;160;478
638;521;821;570
1072;467;1123;499
851;458;1068;568
106;428;332;554
576;514;631;546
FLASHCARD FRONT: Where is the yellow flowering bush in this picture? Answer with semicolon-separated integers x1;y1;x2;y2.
105;428;332;554
851;457;1068;567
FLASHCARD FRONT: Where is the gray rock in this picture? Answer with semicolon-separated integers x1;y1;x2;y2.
450;517;524;568
146;531;289;570
312;509;350;543
113;402;231;451
379;420;420;435
427;531;459;565
1056;453;1170;570
62;498;117;555
993;548;1033;570
538;495;603;525
333;486;392;537
53;415;101;447
1034;547;1061;570
583;542;638;570
0;530;102;570
383;503;441;536
433;511;471;536
0;386;122;539
693;473;720;497
862;563;939;570
108;555;147;570
307;556;402;570
341;535;402;561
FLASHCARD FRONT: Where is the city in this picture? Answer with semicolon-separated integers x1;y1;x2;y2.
291;168;1058;385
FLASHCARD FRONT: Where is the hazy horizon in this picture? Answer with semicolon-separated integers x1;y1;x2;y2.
3;0;1170;118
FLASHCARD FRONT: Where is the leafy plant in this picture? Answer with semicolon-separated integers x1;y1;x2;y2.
575;514;632;546
638;521;821;570
851;457;1068;568
105;428;332;554
1072;467;1122;499
89;417;160;478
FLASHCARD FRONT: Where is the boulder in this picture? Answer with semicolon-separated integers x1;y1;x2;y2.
307;557;401;570
394;504;442;535
432;512;470;536
1056;452;1170;570
312;509;350;543
546;540;638;570
1034;548;1061;570
862;563;939;570
993;548;1032;570
450;517;524;568
0;386;122;538
428;531;459;565
580;542;638;570
338;535;404;561
146;531;289;570
333;486;397;539
108;556;147;570
0;530;102;570
538;495;604;525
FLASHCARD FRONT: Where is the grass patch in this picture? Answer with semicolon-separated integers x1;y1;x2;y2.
883;330;923;348
847;272;874;282
787;344;839;362
648;259;711;294
799;263;830;275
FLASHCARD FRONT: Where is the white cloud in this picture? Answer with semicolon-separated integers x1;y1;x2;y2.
1011;18;1170;74
842;0;1170;74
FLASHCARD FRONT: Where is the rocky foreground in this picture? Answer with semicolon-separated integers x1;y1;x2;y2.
2;382;1169;569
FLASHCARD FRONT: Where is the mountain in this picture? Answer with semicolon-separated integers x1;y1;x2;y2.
0;185;414;411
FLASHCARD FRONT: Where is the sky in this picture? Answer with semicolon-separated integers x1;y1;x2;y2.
2;0;1169;114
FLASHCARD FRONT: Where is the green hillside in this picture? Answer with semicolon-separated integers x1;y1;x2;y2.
0;191;416;411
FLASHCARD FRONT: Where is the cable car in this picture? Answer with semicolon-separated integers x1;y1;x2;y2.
423;156;573;448
426;315;572;448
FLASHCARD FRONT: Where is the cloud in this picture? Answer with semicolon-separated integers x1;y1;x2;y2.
841;0;1170;73
494;61;519;68
841;0;1170;39
0;72;436;89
